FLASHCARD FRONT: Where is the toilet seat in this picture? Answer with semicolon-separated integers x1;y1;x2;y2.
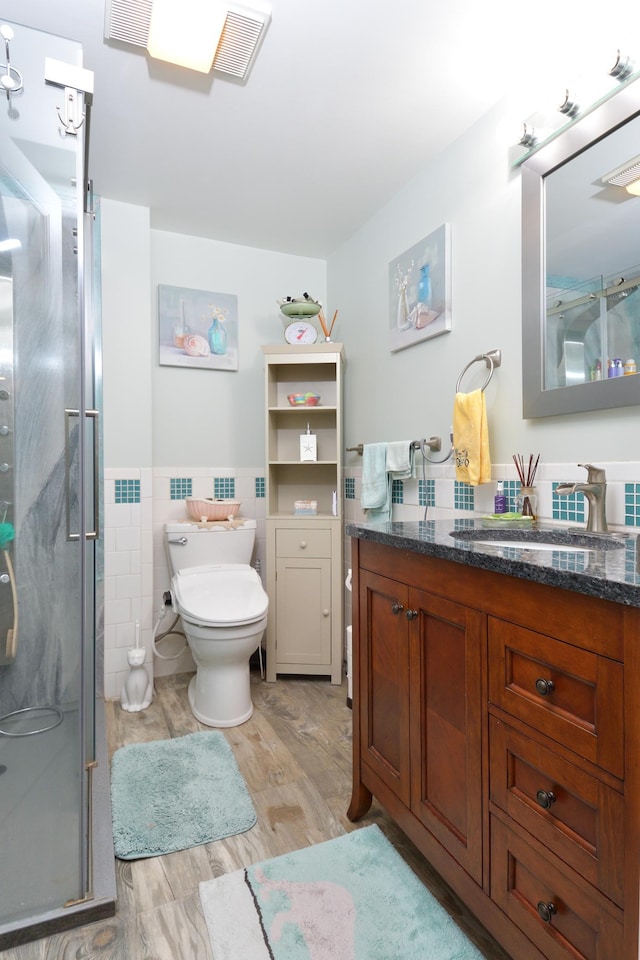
172;563;268;628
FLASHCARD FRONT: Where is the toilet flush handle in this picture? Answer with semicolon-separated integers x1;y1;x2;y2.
168;537;188;545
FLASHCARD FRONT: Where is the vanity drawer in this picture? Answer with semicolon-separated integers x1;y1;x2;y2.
489;716;624;906
488;618;623;779
491;815;623;960
276;528;332;558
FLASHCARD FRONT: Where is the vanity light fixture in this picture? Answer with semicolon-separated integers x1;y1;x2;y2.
516;50;637;149
609;49;634;82
518;123;537;148
558;90;580;118
105;0;271;78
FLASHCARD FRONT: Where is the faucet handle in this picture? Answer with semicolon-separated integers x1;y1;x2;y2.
578;463;607;482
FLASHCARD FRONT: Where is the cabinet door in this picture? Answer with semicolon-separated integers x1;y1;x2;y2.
359;570;411;806
275;556;331;667
409;589;484;885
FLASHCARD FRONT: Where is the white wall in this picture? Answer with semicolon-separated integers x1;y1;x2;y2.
101;200;152;468
150;231;327;467
329;98;640;470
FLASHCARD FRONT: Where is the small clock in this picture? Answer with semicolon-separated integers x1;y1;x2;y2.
283;319;318;345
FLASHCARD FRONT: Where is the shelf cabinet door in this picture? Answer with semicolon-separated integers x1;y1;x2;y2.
275;556;331;667
409;588;484;885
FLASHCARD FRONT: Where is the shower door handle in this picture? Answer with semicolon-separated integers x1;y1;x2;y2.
65;408;100;542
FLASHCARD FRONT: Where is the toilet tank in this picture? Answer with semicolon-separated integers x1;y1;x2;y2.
165;520;257;574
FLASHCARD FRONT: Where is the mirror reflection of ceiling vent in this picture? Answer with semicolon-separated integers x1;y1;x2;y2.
104;0;270;79
601;154;640;187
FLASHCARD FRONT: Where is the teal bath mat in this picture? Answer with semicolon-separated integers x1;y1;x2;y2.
199;824;486;959
110;731;256;859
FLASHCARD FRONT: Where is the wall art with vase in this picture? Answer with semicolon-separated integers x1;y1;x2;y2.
389;223;451;352
158;284;238;370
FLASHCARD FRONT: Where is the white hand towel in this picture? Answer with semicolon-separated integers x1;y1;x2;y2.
386;441;414;478
361;443;388;510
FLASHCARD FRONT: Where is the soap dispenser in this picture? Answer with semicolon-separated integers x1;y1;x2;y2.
494;480;506;514
300;422;317;462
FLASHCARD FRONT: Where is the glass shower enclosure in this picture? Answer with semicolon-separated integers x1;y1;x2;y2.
0;20;114;945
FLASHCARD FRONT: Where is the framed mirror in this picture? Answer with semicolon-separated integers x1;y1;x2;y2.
521;78;640;417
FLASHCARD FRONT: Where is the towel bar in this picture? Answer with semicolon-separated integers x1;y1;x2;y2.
456;348;501;394
347;437;441;456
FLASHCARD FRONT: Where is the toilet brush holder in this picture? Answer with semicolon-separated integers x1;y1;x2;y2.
120;647;153;712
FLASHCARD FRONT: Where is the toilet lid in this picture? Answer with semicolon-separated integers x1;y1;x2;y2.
172;563;268;627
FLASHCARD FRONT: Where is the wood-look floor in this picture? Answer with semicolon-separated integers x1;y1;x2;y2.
1;671;512;959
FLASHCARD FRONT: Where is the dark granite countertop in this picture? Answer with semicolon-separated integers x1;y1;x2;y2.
346;519;640;608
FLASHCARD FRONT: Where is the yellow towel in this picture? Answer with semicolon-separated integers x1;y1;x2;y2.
452;389;491;486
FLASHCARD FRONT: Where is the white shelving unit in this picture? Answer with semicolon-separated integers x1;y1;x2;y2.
262;343;344;683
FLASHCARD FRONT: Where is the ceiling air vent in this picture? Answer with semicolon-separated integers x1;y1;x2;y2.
105;0;153;48
213;8;269;78
104;0;270;78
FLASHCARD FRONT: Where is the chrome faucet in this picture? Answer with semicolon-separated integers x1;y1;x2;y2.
556;463;608;533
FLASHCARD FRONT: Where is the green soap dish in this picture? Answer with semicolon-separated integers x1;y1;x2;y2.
481;513;535;528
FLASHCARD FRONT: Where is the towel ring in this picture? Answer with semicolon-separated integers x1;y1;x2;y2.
456;349;502;394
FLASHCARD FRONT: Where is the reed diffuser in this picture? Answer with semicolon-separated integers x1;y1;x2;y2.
513;454;540;518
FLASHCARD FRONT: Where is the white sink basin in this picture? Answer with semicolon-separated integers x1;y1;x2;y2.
474;539;589;552
450;529;626;553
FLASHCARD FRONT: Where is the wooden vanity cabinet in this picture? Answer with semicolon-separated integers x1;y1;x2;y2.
348;535;640;960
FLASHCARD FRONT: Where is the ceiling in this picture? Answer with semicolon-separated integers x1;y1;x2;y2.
2;0;640;257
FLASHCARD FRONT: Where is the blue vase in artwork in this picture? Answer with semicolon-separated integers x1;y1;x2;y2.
418;264;431;306
208;318;227;355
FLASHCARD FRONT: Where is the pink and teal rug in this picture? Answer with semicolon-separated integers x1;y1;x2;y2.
199;824;487;959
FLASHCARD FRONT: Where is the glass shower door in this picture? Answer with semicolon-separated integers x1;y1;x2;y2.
0;21;95;928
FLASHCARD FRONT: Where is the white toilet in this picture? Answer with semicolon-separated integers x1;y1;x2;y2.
165;520;268;728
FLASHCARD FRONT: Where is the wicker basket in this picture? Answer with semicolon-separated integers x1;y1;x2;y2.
185;498;241;521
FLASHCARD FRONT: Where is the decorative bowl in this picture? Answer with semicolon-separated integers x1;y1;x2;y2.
288;392;321;406
280;301;322;318
185;498;241;521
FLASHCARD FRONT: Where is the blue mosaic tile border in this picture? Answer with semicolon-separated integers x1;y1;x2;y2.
115;479;140;504
552;483;585;524
504;479;519;513
419;478;435;508
391;479;404;504
214;477;235;498
454;481;474;511
345;477;356;500
170;477;192;500
255;477;265;498
625;483;640;527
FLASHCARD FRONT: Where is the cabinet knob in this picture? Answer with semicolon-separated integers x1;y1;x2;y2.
391;601;404;615
405;609;418;621
536;789;557;810
323;609;329;617
535;677;555;696
299;540;307;549
536;901;557;923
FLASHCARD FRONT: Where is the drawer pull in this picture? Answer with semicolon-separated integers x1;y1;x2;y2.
535;677;555;696
536;789;557;810
299;540;307;549
536;901;557;923
405;609;418;621
391;602;404;615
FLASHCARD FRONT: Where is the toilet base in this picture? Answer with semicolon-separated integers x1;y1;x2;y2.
187;666;254;728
